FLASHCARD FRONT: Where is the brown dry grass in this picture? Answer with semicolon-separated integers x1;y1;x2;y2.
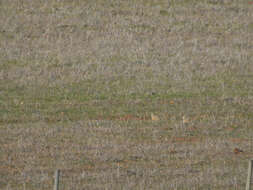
1;0;253;189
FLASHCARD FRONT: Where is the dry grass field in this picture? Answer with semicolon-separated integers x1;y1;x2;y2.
1;0;253;189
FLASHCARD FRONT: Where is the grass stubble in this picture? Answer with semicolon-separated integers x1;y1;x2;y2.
0;0;253;189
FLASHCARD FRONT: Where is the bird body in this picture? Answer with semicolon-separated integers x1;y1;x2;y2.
151;113;160;121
